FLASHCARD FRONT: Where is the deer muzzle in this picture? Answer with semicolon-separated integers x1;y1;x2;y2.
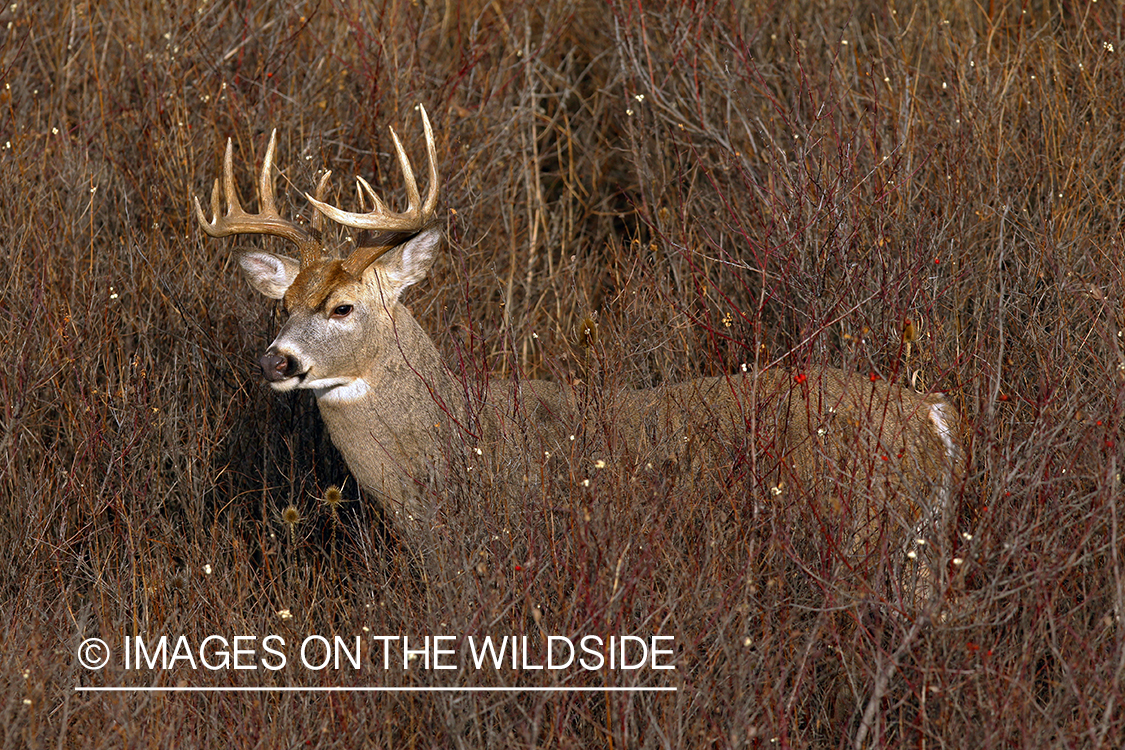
259;350;298;382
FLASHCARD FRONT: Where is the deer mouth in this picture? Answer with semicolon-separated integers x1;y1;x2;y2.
266;375;303;392
258;347;360;397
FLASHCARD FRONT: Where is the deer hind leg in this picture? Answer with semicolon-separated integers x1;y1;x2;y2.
895;401;962;610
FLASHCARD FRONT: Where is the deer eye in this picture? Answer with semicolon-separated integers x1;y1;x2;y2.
330;304;354;319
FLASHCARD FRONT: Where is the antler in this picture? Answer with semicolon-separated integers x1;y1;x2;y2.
305;106;441;276
194;129;330;268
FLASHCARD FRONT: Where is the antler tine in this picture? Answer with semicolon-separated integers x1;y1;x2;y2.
310;170;332;234
192;138;238;233
258;129;280;216
355;176;388;214
194;129;324;266
419;105;439;218
388;126;421;212
306;105;441;235
222;137;243;216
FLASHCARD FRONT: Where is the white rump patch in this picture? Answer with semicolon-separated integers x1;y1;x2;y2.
926;401;959;533
928;402;957;466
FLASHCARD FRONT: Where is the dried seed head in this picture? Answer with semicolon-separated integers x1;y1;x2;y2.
281;504;301;528
321;485;343;509
902;319;917;344
578;314;598;348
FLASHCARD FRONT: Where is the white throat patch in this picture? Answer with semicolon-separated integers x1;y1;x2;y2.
311;377;371;404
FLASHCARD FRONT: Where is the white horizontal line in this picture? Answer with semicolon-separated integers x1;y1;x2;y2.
75;686;676;693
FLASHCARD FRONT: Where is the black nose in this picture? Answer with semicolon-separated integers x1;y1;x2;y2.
259;351;296;382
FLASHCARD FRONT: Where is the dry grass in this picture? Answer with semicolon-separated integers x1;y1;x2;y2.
2;0;1124;747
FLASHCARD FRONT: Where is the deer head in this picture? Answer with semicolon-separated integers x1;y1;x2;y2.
194;107;442;404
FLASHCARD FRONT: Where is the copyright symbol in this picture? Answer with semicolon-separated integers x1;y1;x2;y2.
78;638;110;670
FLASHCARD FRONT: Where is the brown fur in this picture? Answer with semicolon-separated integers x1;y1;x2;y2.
283;259;355;313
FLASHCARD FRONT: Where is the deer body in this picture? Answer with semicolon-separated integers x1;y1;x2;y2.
196;109;961;603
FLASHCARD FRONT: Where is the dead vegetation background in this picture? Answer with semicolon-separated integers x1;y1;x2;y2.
2;0;1124;747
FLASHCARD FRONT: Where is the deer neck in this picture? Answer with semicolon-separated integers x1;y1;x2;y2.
310;305;470;511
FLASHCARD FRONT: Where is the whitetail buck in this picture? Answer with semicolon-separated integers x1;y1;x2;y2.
195;108;962;605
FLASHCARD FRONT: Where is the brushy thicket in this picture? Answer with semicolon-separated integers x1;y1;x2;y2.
2;0;1124;747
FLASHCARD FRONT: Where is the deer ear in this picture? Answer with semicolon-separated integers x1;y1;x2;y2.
375;229;443;299
239;251;300;300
